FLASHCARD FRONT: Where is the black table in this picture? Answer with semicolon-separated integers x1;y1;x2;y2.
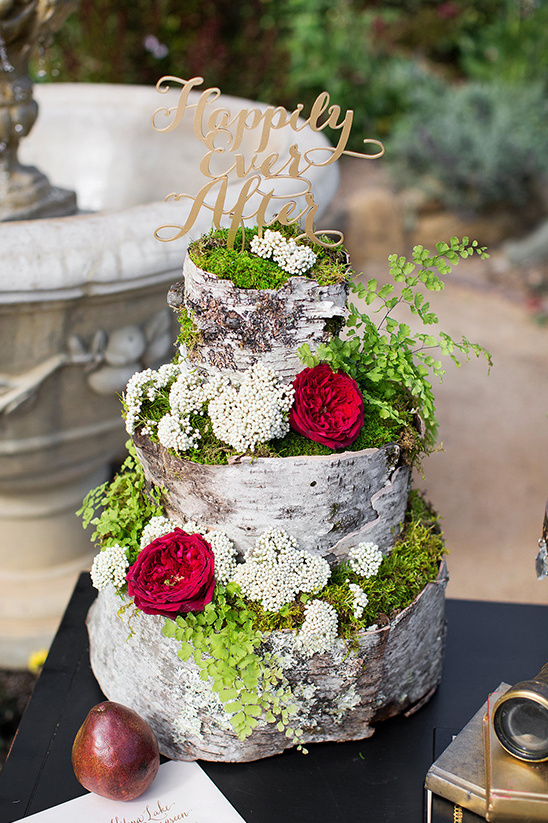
1;573;547;823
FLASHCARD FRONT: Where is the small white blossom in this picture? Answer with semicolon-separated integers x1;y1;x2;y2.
232;527;330;611
295;599;338;657
157;413;202;452
208;362;294;453
250;229;317;275
181;519;207;535
124;363;180;434
139;515;183;549
90;544;129;591
349;542;384;578
205;530;238;585
348;581;369;619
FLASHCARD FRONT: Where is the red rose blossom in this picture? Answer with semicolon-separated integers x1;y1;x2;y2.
289;363;364;449
126;529;215;616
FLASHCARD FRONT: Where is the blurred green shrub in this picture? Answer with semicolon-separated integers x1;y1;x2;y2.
275;0;431;146
36;0;502;151
37;0;546;180
36;0;290;102
457;0;548;87
388;79;548;215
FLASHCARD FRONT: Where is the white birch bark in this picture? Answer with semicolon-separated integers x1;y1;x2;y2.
134;432;411;561
87;563;447;762
168;254;349;382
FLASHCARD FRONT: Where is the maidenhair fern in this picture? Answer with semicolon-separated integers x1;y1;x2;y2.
299;237;492;443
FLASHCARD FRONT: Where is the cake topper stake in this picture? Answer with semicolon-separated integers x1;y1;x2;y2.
152;76;384;249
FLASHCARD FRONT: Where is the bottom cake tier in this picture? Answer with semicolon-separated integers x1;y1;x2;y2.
87;562;447;762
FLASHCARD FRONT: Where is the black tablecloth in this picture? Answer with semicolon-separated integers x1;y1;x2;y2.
1;573;547;822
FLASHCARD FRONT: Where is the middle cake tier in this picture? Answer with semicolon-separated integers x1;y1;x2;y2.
134;431;410;563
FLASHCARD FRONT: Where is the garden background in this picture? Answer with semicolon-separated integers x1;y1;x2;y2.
2;0;548;766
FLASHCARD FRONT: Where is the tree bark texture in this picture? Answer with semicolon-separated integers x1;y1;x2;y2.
87;563;447;762
167;254;349;382
134;432;411;562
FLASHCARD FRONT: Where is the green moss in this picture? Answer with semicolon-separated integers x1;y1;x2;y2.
243;490;445;641
189;223;349;290
147;389;415;465
181;414;234;465
266;413;402;458
175;306;200;358
77;440;164;563
347;491;445;631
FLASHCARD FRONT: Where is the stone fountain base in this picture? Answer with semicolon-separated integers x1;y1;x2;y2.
0;168;77;221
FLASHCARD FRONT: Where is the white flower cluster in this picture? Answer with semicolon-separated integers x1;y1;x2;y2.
349;542;384;578
250;229;317;275
232;527;330;612
124;363;181;434
156;371;227;452
124;361;292;456
348;582;369;619
295;599;338;657
138;515;237;586
90;544;129;591
208;362;294;453
206;530;238;585
139;515;182;549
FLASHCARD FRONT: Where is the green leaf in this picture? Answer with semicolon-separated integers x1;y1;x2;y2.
162;620;177;638
378;283;394;300
224;701;243;713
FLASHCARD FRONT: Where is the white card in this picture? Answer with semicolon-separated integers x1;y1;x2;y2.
15;760;247;823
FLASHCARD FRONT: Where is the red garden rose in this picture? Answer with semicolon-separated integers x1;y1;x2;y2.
289;363;365;449
126;528;215;616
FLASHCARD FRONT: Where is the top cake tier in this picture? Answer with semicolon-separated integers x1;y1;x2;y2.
167;252;349;382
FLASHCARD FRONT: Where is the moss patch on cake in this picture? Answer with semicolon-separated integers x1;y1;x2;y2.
155;404;415;466
77;441;164;564
189;222;349;289
175;306;200;358
244;490;445;640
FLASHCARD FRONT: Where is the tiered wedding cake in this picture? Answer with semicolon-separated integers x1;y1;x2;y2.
82;221;492;762
83;77;489;762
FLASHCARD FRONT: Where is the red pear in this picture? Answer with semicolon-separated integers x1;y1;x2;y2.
72;701;160;801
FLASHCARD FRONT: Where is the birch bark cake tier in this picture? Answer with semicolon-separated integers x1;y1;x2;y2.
88;564;447;762
84;226;489;763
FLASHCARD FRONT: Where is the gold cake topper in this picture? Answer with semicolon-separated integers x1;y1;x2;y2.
152;76;384;249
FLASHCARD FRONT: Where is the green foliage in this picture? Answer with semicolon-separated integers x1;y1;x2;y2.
299;238;491;443
77;441;164;562
388;79;548;215
189;224;349;289
175;306;200;359
277;0;428;144
458;0;548;87
35;0;430;147
39;0;521;158
37;0;291;103
161;488;444;739
162;583;301;744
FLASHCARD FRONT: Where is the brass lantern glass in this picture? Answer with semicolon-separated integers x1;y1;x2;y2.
493;663;548;762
